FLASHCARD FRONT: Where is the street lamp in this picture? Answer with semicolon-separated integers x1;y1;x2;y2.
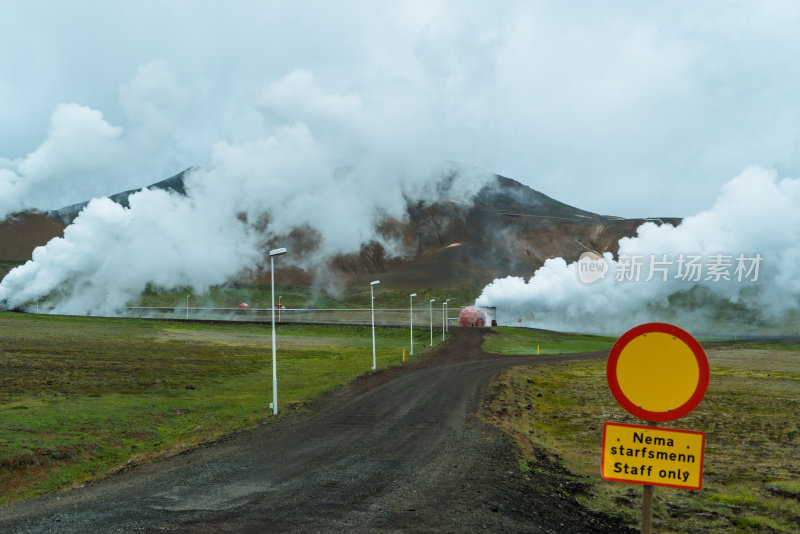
442;298;450;341
270;247;288;415
409;293;417;356
186;294;190;320
429;298;436;346
370;280;380;370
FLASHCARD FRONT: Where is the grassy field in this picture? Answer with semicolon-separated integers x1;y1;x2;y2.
0;312;442;504
111;284;477;311
344;285;477;310
482;329;800;533
134;284;345;309
482;327;615;355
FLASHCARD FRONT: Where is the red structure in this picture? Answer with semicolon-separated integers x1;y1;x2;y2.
459;306;486;327
237;303;250;309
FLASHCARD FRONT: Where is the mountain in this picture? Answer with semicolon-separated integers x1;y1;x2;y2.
333;174;680;293
0;170;679;294
47;169;190;225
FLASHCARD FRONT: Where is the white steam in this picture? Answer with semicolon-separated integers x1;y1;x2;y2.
0;103;123;215
477;166;800;335
0;191;258;315
0;70;492;314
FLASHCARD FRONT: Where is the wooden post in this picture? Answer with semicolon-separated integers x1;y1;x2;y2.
642;484;653;534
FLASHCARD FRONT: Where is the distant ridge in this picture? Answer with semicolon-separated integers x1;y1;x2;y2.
474;175;600;219
48;168;191;224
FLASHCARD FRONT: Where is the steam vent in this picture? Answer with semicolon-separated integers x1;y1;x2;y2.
459;306;486;327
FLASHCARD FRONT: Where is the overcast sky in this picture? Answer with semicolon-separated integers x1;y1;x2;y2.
3;0;800;218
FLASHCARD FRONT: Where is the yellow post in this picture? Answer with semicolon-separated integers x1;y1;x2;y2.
537;345;540;355
403;349;405;363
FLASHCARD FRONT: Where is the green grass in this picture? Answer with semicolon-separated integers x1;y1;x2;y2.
483;341;800;533
735;339;800;351
481;327;615;355
0;312;444;503
345;285;477;310
65;283;479;312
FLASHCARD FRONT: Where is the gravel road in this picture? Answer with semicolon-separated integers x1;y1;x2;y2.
0;328;634;533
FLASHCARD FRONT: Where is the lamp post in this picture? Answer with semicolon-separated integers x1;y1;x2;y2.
409;293;417;355
443;299;450;341
429;298;436;346
270;247;287;415
186;294;190;320
370;281;380;370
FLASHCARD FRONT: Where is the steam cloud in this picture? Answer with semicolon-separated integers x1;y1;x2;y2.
477;166;800;335
1;103;123;215
4;52;800;328
0;70;492;314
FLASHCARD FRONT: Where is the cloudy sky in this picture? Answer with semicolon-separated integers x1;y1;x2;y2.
3;0;800;218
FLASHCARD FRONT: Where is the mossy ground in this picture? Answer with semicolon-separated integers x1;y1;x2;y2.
0;313;442;503
482;330;800;533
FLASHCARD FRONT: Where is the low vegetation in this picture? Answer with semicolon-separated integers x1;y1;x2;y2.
482;329;800;532
482;326;615;355
82;283;477;312
0;312;441;504
134;283;345;310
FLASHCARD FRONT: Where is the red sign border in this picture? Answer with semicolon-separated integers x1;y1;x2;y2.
601;422;705;490
607;322;709;422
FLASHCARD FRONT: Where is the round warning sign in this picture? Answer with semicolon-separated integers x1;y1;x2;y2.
607;323;709;422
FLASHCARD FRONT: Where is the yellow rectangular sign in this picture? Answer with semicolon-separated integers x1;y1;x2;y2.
602;422;705;490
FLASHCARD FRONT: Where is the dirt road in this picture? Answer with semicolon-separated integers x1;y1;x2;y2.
0;328;634;533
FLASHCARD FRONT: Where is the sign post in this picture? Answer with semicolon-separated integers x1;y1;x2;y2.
604;322;709;533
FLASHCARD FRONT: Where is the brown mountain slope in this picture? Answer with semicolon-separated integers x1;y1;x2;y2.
0;172;679;293
0;212;65;261
0;212;66;279
335;175;679;291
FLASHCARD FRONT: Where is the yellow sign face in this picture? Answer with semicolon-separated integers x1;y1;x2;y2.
602;422;705;490
616;332;699;413
607;323;709;422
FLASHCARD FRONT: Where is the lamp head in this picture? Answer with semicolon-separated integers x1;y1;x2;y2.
410;293;417;297
370;280;380;286
269;247;288;257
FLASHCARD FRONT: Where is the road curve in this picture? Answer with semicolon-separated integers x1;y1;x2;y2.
0;328;633;533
